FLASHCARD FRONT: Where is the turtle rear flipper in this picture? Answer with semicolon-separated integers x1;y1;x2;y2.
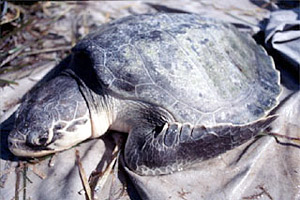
124;115;277;176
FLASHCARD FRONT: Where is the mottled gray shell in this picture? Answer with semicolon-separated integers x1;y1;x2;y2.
73;13;280;126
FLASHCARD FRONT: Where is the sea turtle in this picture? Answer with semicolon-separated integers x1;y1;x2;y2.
8;13;281;175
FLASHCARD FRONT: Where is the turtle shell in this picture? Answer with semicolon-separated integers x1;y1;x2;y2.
72;13;280;126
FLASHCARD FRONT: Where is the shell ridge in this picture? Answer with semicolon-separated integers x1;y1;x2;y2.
131;44;156;85
162;29;226;114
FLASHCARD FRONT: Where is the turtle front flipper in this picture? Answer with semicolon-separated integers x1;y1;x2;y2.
124;115;277;176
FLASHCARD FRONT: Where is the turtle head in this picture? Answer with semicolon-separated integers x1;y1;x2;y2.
8;75;93;157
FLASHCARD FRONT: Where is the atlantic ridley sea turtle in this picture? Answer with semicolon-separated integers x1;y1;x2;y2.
8;13;281;175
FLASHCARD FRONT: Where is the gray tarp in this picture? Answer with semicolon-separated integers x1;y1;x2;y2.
1;1;299;200
265;8;300;72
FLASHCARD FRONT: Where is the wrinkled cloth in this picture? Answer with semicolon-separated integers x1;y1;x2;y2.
265;8;300;71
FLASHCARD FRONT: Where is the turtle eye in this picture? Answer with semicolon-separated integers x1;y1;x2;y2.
26;132;50;147
38;137;48;145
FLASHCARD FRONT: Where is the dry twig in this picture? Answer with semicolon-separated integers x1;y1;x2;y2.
93;147;120;193
0;3;20;25
76;150;92;200
0;46;26;67
31;165;47;180
21;46;72;57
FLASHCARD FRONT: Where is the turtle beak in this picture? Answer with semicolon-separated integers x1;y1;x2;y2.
8;129;56;157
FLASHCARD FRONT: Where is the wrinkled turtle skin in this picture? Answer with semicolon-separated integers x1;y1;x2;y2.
8;13;281;175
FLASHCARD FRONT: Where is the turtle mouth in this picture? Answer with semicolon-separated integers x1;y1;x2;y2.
8;137;57;157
